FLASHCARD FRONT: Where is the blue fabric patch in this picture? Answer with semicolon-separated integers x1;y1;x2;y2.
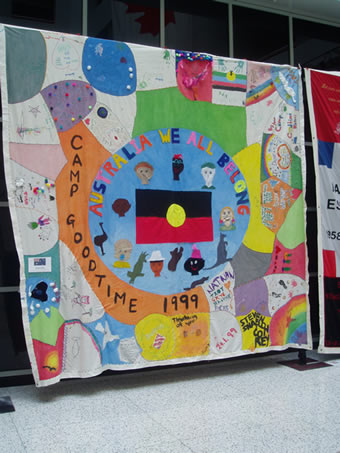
318;140;334;168
82;38;136;96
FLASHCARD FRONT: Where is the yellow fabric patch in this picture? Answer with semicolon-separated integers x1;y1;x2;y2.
233;144;275;253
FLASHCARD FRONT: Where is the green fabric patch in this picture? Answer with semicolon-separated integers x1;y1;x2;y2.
5;27;46;104
133;87;246;157
277;194;305;249
24;241;60;282
290;152;303;190
30;306;64;346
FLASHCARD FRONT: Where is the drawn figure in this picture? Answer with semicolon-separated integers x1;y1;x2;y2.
201;162;216;189
148;250;165;277
38;226;52;241
184;276;209;291
95;321;119;349
279;279;287;290
95;42;104;56
127;252;148;284
172;154;184;181
168;246;184;272
184;244;205;276
15;178;24;203
113;239;132;268
278;71;296;104
112;198;131;217
94;222;108;256
163;49;170;61
205;233;230;270
135;162;154;185
219;206;236;231
43;365;57;372
72;293;90;309
28;215;50;230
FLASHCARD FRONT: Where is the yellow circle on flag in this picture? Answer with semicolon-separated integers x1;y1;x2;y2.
226;71;236;81
166;203;186;227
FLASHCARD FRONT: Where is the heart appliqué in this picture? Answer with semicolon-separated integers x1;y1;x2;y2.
85;118;90;125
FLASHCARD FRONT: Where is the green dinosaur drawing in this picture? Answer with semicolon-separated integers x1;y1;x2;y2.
163;49;170;61
127;252;148;284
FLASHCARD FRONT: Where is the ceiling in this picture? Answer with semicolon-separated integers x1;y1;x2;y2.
216;0;340;26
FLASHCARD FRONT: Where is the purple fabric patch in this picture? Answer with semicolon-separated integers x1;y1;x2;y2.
234;278;270;317
41;80;96;132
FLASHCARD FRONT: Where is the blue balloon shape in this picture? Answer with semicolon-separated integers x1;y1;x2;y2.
82;38;137;96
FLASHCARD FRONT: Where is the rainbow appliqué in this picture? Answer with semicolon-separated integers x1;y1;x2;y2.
246;79;276;106
269;295;307;346
262;133;275;179
212;70;247;92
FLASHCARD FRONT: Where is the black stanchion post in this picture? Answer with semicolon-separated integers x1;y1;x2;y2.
298;350;307;365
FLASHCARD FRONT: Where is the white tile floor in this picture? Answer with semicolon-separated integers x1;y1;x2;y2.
1;350;340;453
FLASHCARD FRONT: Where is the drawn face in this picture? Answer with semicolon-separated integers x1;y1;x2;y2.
150;260;164;277
201;166;216;187
189;259;200;272
135;165;153;184
112;198;131;217
221;208;234;226
114;239;132;261
184;257;205;276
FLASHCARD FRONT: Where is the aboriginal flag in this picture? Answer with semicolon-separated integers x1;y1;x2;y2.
136;189;213;244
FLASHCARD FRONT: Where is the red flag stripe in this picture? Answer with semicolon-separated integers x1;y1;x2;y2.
136;216;213;244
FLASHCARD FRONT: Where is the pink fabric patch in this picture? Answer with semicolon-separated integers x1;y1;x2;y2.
177;59;212;102
9;143;67;180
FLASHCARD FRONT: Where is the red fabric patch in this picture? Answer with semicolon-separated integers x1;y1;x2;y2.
265;238;306;279
323;249;337;278
311;70;340;143
33;323;65;381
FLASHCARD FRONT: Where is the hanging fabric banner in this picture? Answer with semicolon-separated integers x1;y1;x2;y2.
305;68;340;352
0;24;312;386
